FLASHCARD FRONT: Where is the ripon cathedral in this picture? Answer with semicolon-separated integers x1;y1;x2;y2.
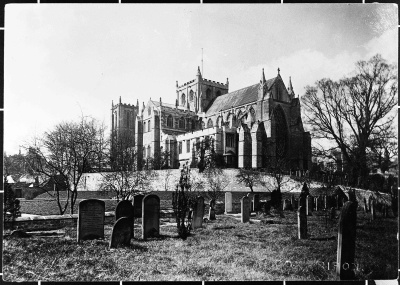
110;67;311;170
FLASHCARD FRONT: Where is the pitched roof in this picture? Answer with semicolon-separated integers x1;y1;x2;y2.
205;77;276;116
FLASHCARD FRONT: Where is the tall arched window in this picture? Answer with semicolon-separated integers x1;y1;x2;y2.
206;88;211;99
274;106;289;158
148;120;151;132
186;118;190;129
201;120;205;129
179;117;185;129
216;90;221;97
207;118;213;128
167;115;173;128
189;90;194;101
249;107;256;125
181;93;186;106
147;145;151;158
143;121;147;133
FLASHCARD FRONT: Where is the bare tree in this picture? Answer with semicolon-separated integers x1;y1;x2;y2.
24;116;107;214
235;168;261;193
302;54;397;187
101;129;154;201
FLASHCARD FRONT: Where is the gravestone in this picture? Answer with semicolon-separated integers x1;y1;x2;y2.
193;196;205;229
315;197;319;211
300;196;306;209
336;201;357;280
225;192;233;214
297;206;307;239
370;200;376;221
283;199;292;211
241;196;250;223
336;195;340;209
133;194;145;218
115;200;134;221
77;199;105;242
324;195;327;209
330;207;336;220
14;188;22;198
115;200;134;237
264;200;272;215
363;197;368;212
306;195;313;216
209;199;216;220
142;194;160;240
290;195;295;210
109;217;132;248
252;194;260;212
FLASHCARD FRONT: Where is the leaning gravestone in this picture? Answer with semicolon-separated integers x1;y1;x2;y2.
193;196;205;229
109;217;132;248
209;199;216;220
241;196;250;223
133;194;144;218
297;206;307;239
142;194;160;240
336;201;357;280
115;200;134;237
225;192;233;214
77;199;105;242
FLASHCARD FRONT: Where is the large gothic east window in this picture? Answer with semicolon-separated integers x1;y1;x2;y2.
274;106;288;158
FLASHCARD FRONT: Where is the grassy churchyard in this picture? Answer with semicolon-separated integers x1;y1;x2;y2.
3;191;397;282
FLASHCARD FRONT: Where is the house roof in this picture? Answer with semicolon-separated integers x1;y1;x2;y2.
205;77;276;116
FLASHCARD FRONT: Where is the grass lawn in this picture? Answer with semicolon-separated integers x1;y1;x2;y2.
3;208;397;281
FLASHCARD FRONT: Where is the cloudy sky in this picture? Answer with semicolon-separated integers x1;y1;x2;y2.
4;4;398;155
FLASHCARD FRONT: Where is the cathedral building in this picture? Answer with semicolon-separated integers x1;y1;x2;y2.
111;67;311;171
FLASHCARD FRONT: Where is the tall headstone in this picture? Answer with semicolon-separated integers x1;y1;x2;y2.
109;217;132;248
77;199;105;242
283;199;292;211
324;195;327;209
209;199;216;220
133;194;145;218
252;194;260;212
264;200;272;215
315;197;319;211
142;194;160;240
297;206;307;239
193;196;205;229
336;201;357;280
115;200;134;237
241;196;250;223
225;192;233;214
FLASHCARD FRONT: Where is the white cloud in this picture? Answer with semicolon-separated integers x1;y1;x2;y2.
364;28;398;64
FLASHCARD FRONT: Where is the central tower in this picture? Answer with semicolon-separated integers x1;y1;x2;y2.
175;67;229;114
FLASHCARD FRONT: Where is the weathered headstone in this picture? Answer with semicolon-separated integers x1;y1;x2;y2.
133;194;144;218
363;197;368;212
193;196;205;229
77;199;105;242
324;195;327;209
290;195;295;210
330;207;335;220
208;199;216;220
241;196;250;223
297;206;307;239
109;217;132;248
336;201;357;280
264;200;272;215
306;195;313;216
252;194;260;212
142;194;160;240
370;200;376;221
283;199;292;211
14;188;22;198
225;192;233;214
315;197;319;211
